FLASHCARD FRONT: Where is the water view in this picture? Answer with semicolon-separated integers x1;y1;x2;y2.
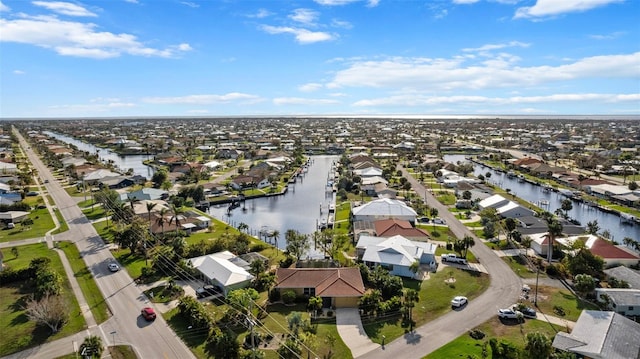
444;155;640;242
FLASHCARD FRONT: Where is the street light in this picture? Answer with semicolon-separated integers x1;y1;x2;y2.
534;267;540;306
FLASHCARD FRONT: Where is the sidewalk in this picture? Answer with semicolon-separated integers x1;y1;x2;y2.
335;308;379;358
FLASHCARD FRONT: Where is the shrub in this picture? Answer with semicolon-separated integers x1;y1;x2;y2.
268;288;281;302
545;264;560;277
282;290;296;304
469;329;485;340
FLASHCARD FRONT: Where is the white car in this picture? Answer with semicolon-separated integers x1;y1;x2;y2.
441;254;468;265
451;296;468;308
498;308;522;319
108;263;120;272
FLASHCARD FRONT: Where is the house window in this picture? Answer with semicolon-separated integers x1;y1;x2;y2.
303;288;315;296
629;306;634;311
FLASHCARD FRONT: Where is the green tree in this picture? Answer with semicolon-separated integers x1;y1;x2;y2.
285;229;309;261
561;199;573;219
287;311;304;336
206;328;240;359
524;332;552;359
403;288;420;331
574;274;596;297
151;169;168;188
79;335;104;358
547;219;563;263
308;296;323;318
462;235;475;258
586;220;600;235
565;247;604;278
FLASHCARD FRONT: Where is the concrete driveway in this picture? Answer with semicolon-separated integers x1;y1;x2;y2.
335;308;379;357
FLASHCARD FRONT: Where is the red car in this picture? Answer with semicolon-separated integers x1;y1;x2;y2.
141;307;156;321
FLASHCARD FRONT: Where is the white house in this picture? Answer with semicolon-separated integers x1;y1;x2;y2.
187;251;254;296
477;194;509;210
352;198;418;223
356;234;437;278
596;288;640;317
496;201;536;218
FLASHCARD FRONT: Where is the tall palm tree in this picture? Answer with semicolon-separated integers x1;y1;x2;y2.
169;204;184;234
156;207;168;236
146;202;157;223
462;235;475;259
547;219;563;263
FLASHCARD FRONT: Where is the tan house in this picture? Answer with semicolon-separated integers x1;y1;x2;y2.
274;267;365;308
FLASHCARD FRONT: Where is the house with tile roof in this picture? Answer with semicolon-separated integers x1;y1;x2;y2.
552;310;640;359
373;218;430;241
557;235;640;268
274;267;365;308
356;234;437;278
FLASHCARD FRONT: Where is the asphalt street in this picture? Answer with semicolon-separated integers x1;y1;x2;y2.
12;128;195;359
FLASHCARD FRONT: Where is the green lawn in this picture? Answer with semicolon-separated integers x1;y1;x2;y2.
501;256;542;279
82;206;106;221
93;220;114;243
52;206;69;234
0;243;86;357
425;316;564;359
533;286;599;322
0;206;56;243
364;269;490;344
58;241;110;324
111;248;153;280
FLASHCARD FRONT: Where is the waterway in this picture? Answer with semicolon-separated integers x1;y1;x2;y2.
444;155;640;242
44;131;155;179
207;155;340;257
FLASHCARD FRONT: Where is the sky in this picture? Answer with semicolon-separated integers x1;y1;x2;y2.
1;0;639;118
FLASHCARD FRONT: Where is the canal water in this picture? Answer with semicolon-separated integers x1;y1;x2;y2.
44;131;155;179
444;155;640;242
206;155;339;257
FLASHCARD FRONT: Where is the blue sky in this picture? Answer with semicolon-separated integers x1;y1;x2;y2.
1;0;638;118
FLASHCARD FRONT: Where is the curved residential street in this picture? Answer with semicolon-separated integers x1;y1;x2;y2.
6;128;195;359
358;168;522;359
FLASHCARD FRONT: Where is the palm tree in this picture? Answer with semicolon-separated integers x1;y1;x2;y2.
169;204;184;233
404;288;420;331
237;222;249;234
79;335;103;358
146;202;157;223
156;207;168;236
462;235;475;259
546;219;563;263
270;230;280;249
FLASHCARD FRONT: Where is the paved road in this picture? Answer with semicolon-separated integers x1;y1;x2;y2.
11;128;195;359
358;168;522;359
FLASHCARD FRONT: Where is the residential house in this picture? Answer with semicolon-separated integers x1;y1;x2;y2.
187;251;254;296
0;211;30;225
356;234;437;277
373;218;430;241
274;267;365;308
603;266;640;289
558;235;640;268
352;198;418;223
477;194;510;210
83;169;122;185
552;310;640;359
595;288;640;317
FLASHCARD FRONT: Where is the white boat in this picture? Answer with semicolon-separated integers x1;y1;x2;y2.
620;213;636;224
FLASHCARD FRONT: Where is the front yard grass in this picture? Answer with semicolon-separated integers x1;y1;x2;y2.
0;243;86;357
425;316;564;359
58;241;110;324
533;286;599;322
364;269;490;344
502;255;542;279
0;206;55;243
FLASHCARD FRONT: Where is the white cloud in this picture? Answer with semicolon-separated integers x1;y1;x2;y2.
0;15;192;58
49;101;136;114
261;25;334;44
289;9;318;25
463;41;530;53
352;93;640;107
367;0;380;7
124;0;139;3
453;0;480;4
331;19;353;29
13;70;25;75
32;1;97;17
514;0;624;19
327;52;640;91
247;9;272;18
0;1;10;12
314;0;360;5
180;1;199;8
589;31;625;40
273;97;339;105
143;93;262;105
298;83;324;92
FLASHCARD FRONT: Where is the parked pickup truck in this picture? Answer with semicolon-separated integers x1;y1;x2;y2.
441;254;467;265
